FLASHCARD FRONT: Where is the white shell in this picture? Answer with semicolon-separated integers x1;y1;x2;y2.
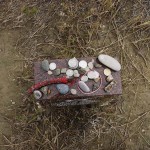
98;54;121;71
66;69;74;77
79;60;87;69
49;62;56;70
81;75;88;82
78;81;90;93
68;57;78;69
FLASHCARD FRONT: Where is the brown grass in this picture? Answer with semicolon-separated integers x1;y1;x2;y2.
0;0;150;150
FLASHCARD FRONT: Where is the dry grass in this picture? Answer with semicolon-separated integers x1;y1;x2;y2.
0;0;150;150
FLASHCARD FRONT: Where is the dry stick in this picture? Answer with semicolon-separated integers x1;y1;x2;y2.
125;51;150;84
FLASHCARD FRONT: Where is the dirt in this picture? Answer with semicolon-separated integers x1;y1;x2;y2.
0;30;22;144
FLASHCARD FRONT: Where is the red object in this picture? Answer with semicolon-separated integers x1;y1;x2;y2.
28;76;70;94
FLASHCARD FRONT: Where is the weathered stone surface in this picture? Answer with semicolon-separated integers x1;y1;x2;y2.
98;54;121;71
41;60;49;71
56;84;69;94
78;81;90;93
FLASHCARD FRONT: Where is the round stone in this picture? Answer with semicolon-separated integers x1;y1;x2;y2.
33;90;42;100
68;57;78;69
66;69;74;77
70;89;77;95
81;75;88;82
98;54;121;71
88;62;94;70
104;68;111;76
73;70;80;77
79;60;87;69
106;74;114;82
41;60;49;71
49;62;56;70
93;70;99;78
56;84;69;95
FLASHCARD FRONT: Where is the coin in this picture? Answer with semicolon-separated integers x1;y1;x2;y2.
79;60;87;69
104;68;111;76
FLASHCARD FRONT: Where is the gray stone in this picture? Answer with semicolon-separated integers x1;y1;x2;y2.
54;69;61;76
61;68;67;74
98;54;121;71
40;86;48;95
56;84;69;94
33;90;42;100
41;60;49;71
78;81;90;93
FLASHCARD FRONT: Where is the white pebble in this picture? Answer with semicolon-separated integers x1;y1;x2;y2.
79;60;87;69
49;62;56;70
71;89;77;95
66;69;74;77
81;75;88;82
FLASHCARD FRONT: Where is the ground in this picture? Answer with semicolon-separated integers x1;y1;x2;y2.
0;1;150;150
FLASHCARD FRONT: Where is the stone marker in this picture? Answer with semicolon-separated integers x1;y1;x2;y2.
98;54;121;71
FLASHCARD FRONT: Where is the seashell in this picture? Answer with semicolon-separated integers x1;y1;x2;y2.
104;68;111;76
79;60;87;69
66;69;74;77
81;75;88;82
33;90;42;100
106;74;114;82
49;62;56;70
98;54;121;71
78;81;90;93
68;57;78;69
70;89;77;95
41;60;49;71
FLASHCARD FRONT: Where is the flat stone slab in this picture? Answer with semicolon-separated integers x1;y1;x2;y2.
34;57;122;103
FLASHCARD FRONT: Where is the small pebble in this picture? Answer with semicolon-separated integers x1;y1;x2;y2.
84;67;90;72
106;74;114;82
49;62;56;70
48;70;53;75
78;68;86;75
41;86;48;95
54;69;61;76
88;62;94;69
61;68;67;74
94;77;100;83
66;69;74;77
104;68;111;76
41;60;49;71
81;75;88;82
70;89;77;95
34;90;42;100
74;70;80;77
68;57;78;69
